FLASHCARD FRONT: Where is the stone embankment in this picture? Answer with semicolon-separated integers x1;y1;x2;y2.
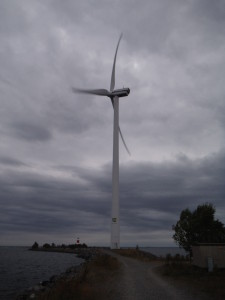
75;247;97;260
16;248;97;300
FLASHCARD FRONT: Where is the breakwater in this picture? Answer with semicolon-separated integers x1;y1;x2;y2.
16;248;98;299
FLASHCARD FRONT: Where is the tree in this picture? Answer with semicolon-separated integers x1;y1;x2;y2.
172;203;225;255
31;241;39;249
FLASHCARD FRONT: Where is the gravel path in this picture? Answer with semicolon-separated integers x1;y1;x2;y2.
104;250;207;300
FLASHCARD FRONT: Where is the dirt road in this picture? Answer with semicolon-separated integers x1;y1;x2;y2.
105;250;208;300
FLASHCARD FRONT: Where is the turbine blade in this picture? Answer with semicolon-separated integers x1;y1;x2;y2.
119;126;131;155
110;98;131;155
110;98;114;107
72;87;110;97
110;33;123;92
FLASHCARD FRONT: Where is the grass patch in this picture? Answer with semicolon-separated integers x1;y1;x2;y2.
93;253;121;270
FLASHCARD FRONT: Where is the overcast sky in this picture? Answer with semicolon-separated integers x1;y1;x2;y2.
0;0;225;247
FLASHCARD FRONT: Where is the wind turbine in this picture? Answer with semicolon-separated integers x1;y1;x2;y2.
72;34;130;249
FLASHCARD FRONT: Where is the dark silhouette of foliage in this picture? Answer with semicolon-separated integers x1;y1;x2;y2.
31;241;39;249
31;242;88;250
68;243;88;249
172;203;225;255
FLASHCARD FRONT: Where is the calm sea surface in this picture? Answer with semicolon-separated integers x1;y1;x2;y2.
0;246;84;300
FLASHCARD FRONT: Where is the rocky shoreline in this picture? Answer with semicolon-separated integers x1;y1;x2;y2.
16;248;98;300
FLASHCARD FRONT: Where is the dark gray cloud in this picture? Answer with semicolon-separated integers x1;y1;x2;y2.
0;0;224;246
0;150;224;246
10;121;52;142
0;156;27;166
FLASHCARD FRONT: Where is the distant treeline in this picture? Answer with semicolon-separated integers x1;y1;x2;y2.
31;241;88;250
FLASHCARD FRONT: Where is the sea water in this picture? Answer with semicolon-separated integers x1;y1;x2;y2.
0;246;84;300
141;246;187;257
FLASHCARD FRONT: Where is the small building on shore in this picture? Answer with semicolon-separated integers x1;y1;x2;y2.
192;243;225;269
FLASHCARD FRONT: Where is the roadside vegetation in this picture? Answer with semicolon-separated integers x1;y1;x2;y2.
114;247;158;261
156;255;225;299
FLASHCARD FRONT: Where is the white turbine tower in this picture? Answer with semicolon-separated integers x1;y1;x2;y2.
72;34;130;249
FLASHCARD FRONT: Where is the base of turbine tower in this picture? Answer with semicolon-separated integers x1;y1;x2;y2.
110;228;120;249
110;242;120;250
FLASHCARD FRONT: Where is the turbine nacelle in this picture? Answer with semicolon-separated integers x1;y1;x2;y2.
72;87;130;99
110;88;130;98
